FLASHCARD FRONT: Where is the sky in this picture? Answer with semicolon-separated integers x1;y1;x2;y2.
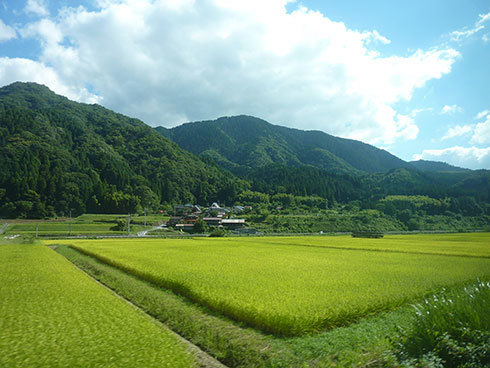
0;0;489;169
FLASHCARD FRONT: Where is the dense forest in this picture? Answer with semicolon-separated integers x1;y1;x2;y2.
0;82;247;218
0;82;488;225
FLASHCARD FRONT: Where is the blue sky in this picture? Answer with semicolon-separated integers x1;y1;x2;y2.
0;0;489;169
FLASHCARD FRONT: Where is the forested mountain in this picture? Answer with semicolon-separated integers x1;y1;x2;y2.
0;82;247;218
409;160;469;172
0;82;488;221
156;115;411;174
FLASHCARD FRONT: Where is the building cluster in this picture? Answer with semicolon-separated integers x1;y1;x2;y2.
167;202;248;232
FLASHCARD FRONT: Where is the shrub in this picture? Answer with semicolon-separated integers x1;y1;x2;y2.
394;279;490;367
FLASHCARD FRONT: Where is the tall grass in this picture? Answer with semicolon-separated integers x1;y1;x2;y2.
394;279;490;367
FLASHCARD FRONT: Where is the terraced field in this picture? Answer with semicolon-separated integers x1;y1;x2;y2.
0;243;195;367
60;234;490;336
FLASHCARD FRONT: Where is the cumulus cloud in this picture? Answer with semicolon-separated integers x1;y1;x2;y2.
440;104;462;114
413;146;490;169
441;125;472;140
0;19;16;42
475;110;489;120
7;0;460;144
24;0;49;17
0;57;100;103
471;114;490;145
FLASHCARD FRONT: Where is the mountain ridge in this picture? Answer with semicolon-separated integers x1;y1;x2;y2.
157;115;414;174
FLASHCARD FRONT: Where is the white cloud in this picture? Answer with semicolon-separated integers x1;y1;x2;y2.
409;107;433;117
450;26;484;42
9;0;460;144
441;125;472;140
361;30;391;45
441;104;462;114
483;33;489;42
0;57;100;103
449;11;490;43
476;12;490;27
24;0;49;16
474;110;489;120
471;114;490;145
0;19;16;42
413;146;490;169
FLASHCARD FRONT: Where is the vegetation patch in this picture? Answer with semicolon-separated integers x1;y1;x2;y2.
49;235;490;336
55;244;414;367
393;279;490;367
0;242;195;367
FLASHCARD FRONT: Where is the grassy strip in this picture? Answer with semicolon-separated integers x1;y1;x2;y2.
62;238;490;336
56;245;417;367
0;243;195;367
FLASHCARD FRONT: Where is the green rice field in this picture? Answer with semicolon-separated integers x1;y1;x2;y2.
3;222;126;236
58;234;490;336
229;233;490;258
0;243;195;367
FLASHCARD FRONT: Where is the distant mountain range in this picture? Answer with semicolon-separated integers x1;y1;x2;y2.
155;115;413;175
156;116;469;175
0;82;487;218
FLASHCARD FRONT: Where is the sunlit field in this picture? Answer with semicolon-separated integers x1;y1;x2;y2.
0;243;194;367
57;234;490;336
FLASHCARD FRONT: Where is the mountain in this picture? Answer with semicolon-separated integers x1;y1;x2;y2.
156;115;412;175
410;160;469;172
0;82;246;218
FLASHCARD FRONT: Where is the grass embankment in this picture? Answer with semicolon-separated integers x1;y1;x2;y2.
51;235;490;336
0;243;195;367
56;245;414;367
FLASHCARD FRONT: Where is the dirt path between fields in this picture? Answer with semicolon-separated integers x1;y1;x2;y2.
0;223;9;235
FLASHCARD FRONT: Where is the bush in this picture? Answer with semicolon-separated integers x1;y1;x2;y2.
393;279;490;367
209;228;226;237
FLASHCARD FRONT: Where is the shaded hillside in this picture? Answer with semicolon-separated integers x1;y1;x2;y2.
410;160;469;172
0;82;246;218
156;115;411;174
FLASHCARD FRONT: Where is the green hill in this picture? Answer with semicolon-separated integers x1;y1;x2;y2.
0;82;246;218
410;160;469;172
156;115;411;174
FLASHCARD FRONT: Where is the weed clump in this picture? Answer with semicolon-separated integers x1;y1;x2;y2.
394;279;490;367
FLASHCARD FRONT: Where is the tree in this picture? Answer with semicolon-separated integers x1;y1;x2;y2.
193;219;208;233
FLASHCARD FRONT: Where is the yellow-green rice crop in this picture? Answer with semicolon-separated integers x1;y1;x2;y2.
61;236;490;336
228;233;490;258
0;243;195;367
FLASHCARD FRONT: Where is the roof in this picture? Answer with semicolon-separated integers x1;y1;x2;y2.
221;219;245;224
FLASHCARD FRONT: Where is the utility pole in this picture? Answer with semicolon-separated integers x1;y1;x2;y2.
144;207;147;227
127;213;131;235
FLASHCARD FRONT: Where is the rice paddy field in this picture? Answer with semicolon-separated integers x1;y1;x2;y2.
3;222;126;236
56;233;490;336
0;243;195;367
